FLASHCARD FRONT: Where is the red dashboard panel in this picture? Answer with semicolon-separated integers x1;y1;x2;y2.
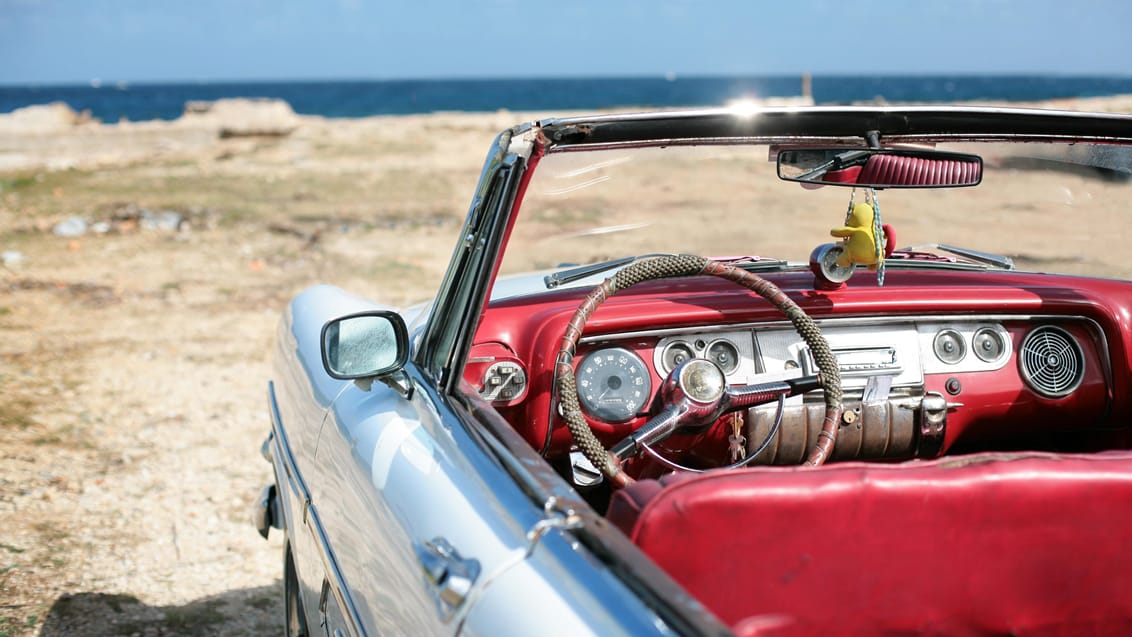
468;269;1132;460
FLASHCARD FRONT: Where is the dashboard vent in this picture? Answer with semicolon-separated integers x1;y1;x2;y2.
1019;326;1085;398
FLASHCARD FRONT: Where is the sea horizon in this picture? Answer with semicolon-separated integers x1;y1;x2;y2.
3;74;1132;123
5;71;1132;87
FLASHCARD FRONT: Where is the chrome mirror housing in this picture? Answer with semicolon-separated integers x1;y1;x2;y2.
321;311;409;379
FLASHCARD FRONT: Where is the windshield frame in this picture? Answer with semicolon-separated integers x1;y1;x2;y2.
483;106;1132;300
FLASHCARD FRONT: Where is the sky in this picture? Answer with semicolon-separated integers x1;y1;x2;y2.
1;0;1130;85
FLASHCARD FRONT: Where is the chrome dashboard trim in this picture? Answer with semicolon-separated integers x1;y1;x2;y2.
579;314;1113;395
580;314;1106;343
809;345;902;377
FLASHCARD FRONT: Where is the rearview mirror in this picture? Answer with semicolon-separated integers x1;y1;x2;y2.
777;148;982;188
321;311;409;379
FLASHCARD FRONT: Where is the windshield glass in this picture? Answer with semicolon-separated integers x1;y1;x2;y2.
500;141;1132;281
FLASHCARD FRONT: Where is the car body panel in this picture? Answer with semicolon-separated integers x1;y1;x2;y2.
271;284;706;636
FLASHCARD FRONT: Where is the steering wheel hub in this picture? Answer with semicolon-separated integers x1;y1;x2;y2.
676;359;726;404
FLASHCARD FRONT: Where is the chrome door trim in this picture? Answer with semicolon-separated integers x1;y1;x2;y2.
268;382;310;516
269;381;367;637
306;502;364;637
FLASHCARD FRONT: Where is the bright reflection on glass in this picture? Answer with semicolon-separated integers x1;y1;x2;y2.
727;97;762;117
324;315;400;378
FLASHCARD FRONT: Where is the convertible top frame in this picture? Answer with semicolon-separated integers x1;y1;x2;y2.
534;106;1132;149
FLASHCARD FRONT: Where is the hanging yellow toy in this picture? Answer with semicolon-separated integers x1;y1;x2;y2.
830;201;885;269
810;189;893;289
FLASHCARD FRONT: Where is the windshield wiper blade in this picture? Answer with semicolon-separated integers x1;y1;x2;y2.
544;253;676;289
734;257;790;271
544;254;790;289
894;244;1014;270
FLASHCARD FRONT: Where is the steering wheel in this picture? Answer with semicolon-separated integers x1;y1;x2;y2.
554;255;843;488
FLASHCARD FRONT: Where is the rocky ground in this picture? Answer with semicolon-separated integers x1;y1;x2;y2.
0;101;509;636
2;95;1131;636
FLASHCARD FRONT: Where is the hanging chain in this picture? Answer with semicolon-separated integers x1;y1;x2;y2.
868;188;886;286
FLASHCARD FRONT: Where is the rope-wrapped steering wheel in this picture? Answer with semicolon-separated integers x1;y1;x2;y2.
554;255;843;487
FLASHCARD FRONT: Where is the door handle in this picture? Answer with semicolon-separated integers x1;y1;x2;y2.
413;537;481;616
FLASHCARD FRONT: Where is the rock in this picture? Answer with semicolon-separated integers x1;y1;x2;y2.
177;98;299;138
139;210;183;232
53;216;88;237
1;250;25;268
0;102;84;134
183;101;213;114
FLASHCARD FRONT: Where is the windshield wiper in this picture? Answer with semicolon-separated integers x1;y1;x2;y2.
544;253;676;289
892;244;1014;270
544;254;790;289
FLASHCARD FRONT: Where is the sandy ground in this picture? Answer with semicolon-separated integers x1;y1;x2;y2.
2;95;1131;636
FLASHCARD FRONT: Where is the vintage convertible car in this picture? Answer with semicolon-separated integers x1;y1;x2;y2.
254;106;1132;636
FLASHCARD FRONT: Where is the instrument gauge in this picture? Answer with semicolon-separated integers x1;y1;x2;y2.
661;341;695;374
576;348;652;423
933;329;966;364
973;327;1007;363
706;339;741;374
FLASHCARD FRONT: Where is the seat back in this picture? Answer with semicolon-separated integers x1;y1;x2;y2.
607;452;1132;636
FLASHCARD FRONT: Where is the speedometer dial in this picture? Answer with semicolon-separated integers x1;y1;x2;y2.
576;348;652;423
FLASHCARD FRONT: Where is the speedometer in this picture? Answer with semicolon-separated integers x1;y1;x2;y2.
576;347;652;423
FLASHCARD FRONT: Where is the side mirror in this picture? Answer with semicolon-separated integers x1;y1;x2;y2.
321;311;409;380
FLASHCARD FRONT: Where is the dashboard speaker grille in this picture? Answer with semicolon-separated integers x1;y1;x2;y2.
1019;326;1084;398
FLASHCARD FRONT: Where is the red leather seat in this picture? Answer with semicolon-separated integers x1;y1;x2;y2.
607;452;1132;636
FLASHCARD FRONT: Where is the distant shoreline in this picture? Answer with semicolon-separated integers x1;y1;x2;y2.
3;94;1131;175
4;72;1132;89
5;75;1132;123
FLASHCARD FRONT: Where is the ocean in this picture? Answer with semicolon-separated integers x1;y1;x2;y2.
2;75;1132;123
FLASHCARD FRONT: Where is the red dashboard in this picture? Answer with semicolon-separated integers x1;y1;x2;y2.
466;268;1132;471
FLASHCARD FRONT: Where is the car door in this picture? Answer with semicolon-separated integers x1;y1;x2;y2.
309;361;553;635
300;132;690;635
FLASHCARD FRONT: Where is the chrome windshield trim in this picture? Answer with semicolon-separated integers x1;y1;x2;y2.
537;106;1132;150
541;105;1132;128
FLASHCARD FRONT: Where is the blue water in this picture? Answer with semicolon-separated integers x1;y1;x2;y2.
2;75;1132;122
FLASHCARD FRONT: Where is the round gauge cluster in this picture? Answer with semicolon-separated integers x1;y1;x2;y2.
659;338;742;376
576;348;652;422
930;325;1009;366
